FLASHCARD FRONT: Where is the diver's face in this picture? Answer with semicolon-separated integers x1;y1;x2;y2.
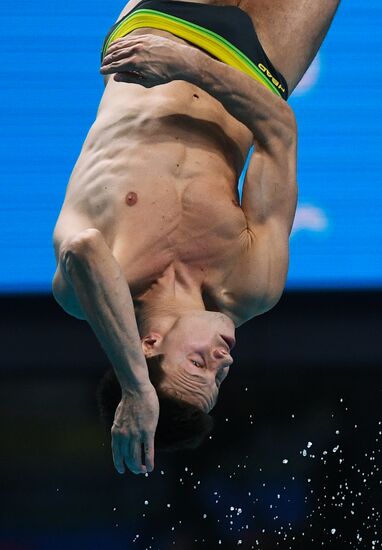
159;311;236;413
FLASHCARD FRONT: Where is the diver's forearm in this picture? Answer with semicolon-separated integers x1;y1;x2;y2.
61;229;151;392
184;51;294;146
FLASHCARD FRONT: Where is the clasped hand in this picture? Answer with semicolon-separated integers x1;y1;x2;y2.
100;34;193;87
111;383;159;475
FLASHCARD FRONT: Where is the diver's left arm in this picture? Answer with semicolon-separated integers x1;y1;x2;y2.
220;129;298;320
231;135;298;320
191;56;298;315
186;52;299;225
185;49;295;147
186;53;298;313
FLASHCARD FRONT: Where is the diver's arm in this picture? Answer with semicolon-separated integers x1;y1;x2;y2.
56;228;151;391
186;53;298;229
235;141;297;317
186;52;295;148
187;55;298;312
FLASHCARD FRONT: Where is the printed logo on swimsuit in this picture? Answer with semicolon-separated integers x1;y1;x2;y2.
258;63;286;94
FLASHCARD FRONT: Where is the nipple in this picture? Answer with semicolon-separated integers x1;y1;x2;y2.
125;191;138;206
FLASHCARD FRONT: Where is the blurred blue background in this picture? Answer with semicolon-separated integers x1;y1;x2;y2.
0;0;381;293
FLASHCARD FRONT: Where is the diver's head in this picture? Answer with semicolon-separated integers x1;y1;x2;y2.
142;310;236;413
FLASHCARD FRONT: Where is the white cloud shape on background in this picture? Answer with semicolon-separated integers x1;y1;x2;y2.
291;204;329;237
292;54;321;96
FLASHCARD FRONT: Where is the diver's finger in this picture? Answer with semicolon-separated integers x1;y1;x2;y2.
131;438;147;475
111;429;125;474
105;36;141;54
119;437;144;475
142;434;155;472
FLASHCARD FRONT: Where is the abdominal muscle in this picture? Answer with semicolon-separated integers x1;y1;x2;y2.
53;26;252;300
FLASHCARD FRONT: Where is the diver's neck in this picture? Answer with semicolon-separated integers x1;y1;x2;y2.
135;267;206;337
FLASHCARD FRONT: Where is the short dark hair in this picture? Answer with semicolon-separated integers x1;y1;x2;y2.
95;354;214;452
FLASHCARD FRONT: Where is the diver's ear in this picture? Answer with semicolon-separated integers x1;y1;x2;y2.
141;332;164;357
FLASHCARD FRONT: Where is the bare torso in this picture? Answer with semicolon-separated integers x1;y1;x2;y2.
53;0;339;325
53;0;269;325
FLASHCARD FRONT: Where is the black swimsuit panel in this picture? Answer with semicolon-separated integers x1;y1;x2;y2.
101;0;288;99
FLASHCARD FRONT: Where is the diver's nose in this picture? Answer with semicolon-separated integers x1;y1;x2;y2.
212;347;233;364
213;347;228;358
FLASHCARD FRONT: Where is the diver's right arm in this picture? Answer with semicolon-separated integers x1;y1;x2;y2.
53;228;150;391
52;228;158;474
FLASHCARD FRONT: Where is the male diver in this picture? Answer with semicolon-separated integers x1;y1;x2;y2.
52;0;340;475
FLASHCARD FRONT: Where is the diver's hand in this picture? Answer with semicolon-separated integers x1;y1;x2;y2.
100;34;195;87
111;383;159;475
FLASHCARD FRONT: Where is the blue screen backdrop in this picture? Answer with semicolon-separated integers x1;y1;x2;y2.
0;0;381;293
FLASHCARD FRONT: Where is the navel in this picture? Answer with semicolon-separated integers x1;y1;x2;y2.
125;191;138;206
